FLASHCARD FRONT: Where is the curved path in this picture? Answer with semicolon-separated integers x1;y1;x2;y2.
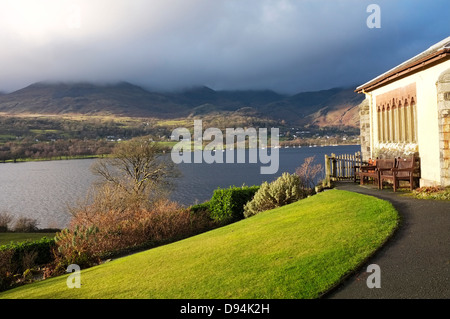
325;182;450;299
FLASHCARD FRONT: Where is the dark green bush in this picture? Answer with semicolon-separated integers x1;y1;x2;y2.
190;201;211;214
209;185;260;223
0;249;15;291
0;237;56;274
0;237;56;291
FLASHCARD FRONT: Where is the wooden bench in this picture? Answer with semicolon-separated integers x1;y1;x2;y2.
360;158;396;189
353;158;374;183
380;156;419;192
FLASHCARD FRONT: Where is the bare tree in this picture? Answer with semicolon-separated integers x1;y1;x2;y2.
90;137;180;207
0;211;14;232
295;156;323;190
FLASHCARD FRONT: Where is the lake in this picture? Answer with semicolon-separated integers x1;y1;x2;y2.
0;145;360;229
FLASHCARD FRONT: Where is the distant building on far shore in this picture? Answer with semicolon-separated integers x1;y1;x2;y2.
356;36;450;187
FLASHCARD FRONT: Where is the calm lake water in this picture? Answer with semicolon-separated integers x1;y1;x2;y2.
0;145;360;229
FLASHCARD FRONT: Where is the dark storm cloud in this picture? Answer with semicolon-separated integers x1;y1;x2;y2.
0;0;449;94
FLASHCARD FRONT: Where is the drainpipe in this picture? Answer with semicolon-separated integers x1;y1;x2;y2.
362;89;374;159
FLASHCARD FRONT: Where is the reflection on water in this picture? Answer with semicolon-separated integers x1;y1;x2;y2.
0;145;360;228
0;159;96;229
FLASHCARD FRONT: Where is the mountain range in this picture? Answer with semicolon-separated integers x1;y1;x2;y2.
0;81;364;127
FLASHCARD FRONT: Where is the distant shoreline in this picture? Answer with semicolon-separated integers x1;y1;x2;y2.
0;154;103;164
1;143;361;164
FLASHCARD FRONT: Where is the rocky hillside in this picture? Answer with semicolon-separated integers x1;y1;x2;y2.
0;81;364;127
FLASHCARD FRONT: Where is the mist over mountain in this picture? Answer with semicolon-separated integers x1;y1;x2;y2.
0;81;364;127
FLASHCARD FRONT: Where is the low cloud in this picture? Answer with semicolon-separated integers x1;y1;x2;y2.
0;0;448;94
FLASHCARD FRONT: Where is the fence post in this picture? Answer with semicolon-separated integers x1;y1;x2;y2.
337;154;341;180
324;154;331;187
331;153;336;180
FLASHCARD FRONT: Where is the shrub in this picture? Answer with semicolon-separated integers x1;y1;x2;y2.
0;250;15;291
209;185;260;223
21;250;39;272
54;226;101;268
243;182;274;218
188;206;218;234
244;173;304;218
0;237;56;274
55;198;217;266
295;156;323;190
0;237;56;290
412;186;450;200
190;201;211;214
56;177;219;267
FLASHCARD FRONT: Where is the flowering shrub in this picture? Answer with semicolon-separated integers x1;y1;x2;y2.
244;173;304;218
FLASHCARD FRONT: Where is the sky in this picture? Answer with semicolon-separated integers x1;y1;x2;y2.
0;0;449;94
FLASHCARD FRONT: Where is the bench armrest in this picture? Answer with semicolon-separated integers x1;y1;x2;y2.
377;168;394;171
392;167;415;172
360;165;377;171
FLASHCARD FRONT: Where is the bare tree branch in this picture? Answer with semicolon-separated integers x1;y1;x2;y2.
90;136;180;207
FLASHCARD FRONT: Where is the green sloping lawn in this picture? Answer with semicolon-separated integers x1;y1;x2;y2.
0;190;398;299
0;233;55;246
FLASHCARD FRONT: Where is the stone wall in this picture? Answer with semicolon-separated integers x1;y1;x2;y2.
359;97;371;161
437;67;450;187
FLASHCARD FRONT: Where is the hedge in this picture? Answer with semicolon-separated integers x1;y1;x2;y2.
0;237;56;274
190;201;211;215
209;185;260;223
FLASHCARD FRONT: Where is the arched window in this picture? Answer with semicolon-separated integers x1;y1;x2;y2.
404;99;410;142
386;104;391;142
397;100;404;142
392;99;398;142
375;83;417;144
377;105;383;142
411;98;417;143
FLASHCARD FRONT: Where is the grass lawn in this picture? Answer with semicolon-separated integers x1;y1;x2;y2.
0;233;55;246
0;190;398;299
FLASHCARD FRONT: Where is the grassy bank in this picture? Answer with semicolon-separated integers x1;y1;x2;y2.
0;190;398;299
1;154;102;164
0;233;56;246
